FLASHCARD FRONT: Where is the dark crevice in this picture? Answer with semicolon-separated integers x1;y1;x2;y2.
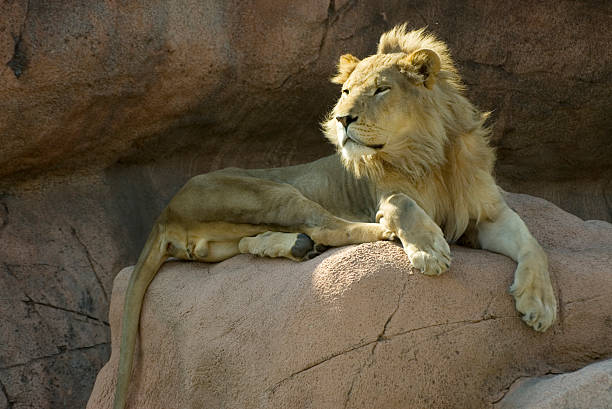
6;0;31;78
602;178;612;218
70;226;109;302
374;280;407;347
7;34;27;78
388;315;518;340
0;342;109;371
344;279;408;408
271;0;356;90
490;369;564;405
318;0;356;57
0;201;8;231
490;374;528;404
318;0;335;54
343;343;376;409
22;295;109;326
266;340;375;395
0;378;14;409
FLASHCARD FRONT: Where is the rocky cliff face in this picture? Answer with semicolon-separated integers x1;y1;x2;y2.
1;1;610;217
1;1;611;407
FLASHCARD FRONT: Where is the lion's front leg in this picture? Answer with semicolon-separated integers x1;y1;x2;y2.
377;193;451;276
477;205;557;331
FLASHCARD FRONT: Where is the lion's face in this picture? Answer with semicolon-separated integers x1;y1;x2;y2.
324;45;451;181
332;53;424;160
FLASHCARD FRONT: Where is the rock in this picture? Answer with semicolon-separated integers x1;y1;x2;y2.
495;359;612;409
2;1;611;407
1;0;610;220
0;0;337;181
87;193;612;408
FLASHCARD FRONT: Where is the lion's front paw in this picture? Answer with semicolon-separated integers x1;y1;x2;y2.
375;217;397;241
511;265;557;332
404;233;451;276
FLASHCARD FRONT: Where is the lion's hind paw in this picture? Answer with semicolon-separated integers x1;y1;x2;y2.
291;233;329;260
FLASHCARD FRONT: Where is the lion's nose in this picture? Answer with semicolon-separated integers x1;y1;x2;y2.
336;115;358;129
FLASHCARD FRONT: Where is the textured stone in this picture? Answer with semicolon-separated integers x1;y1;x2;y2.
496;359;612;409
2;1;611;407
87;193;612;408
1;0;611;220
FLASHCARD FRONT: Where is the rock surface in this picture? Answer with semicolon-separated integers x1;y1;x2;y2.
1;0;611;220
496;359;612;409
2;1;611;408
87;193;612;409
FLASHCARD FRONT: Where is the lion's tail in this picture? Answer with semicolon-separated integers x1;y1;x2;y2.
113;219;169;409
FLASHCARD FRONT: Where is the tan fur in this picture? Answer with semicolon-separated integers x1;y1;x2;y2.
323;25;499;242
112;25;556;409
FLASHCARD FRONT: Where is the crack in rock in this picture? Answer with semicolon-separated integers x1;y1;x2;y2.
0;342;109;371
269;277;410;403
490;374;529;404
270;0;356;90
343;343;376;409
314;0;357;64
266;340;376;395
317;0;335;55
22;295;109;326
490;369;564;405
345;279;408;407
0;378;13;409
0;201;8;231
387;315;519;340
266;284;518;401
374;280;408;348
6;0;30;78
70;226;108;302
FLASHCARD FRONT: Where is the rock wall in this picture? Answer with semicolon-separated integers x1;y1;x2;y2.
1;0;611;220
1;1;611;407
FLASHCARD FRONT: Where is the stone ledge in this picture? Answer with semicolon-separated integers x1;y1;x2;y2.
87;193;612;408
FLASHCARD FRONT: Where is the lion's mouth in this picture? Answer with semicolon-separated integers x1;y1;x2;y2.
339;131;384;150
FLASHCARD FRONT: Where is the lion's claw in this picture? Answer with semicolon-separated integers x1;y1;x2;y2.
512;273;557;332
406;234;451;276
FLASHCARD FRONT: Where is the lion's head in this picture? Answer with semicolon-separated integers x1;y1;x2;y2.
324;25;488;182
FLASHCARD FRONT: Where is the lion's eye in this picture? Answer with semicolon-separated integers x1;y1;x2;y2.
374;86;390;95
342;89;349;95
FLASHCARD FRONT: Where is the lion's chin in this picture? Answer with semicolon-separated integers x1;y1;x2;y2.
341;140;377;162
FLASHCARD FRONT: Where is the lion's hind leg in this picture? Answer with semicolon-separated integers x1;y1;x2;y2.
239;232;329;261
164;223;328;263
166;222;271;263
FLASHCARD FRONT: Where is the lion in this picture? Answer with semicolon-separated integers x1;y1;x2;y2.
112;25;557;409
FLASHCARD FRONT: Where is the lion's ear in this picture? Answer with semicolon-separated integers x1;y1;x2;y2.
331;54;360;84
401;49;441;89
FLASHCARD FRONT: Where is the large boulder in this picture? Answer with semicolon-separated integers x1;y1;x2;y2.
87;193;612;408
496;359;612;409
